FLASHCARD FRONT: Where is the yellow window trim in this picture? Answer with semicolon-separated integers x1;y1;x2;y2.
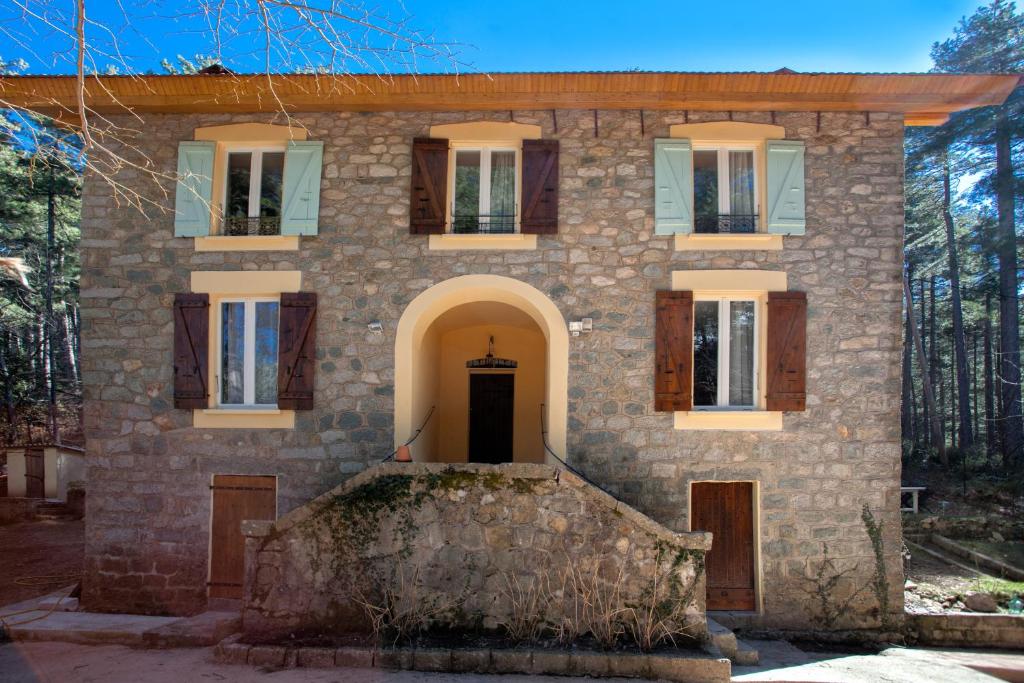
671;269;786;292
194;235;299;252
674;234;783;251
428;234;538;251
674;411;782;431
194;409;295;429
190;270;302;294
428;120;542;141
672;269;786;430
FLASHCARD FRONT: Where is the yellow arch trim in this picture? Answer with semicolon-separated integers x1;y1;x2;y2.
395;275;568;462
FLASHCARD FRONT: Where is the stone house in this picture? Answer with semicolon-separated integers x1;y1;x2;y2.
4;71;1016;633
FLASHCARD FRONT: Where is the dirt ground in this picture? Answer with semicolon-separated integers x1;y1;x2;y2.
0;519;83;607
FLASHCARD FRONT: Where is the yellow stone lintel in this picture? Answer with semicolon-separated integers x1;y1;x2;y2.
674;234;783;251
194;235;300;252
674;411;783;431
428;234;538;251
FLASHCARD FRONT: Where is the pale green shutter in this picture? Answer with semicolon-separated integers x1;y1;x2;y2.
654;138;693;235
280;141;324;236
766;140;806;235
173;141;215;237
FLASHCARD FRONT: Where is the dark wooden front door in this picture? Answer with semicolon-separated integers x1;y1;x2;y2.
691;481;756;611
209;475;277;599
25;450;44;499
468;373;514;464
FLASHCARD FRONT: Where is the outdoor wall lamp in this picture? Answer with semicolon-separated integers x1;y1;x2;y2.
568;318;593;337
367;321;383;334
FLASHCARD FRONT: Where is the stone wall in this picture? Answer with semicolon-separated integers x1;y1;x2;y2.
242;462;709;641
907;613;1024;650
0;497;39;524
79;107;905;628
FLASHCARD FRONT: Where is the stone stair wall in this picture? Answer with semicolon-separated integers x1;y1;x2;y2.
241;462;711;644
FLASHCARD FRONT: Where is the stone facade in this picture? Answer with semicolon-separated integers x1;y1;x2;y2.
79;107;905;628
242;462;709;640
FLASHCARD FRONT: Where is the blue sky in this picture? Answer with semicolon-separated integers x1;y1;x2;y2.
0;0;990;75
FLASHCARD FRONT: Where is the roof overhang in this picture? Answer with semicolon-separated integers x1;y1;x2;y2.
0;71;1018;126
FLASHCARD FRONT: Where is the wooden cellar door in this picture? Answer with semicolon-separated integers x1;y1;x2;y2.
468;373;515;464
691;481;756;611
208;475;277;599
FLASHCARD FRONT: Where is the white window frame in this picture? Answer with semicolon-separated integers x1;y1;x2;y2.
216;296;280;408
693;295;759;411
221;145;286;224
448;141;522;234
692;143;760;219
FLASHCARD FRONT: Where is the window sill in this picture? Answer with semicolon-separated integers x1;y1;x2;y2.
194;408;295;429
674;410;782;431
194;235;300;252
428;234;537;251
674;234;783;251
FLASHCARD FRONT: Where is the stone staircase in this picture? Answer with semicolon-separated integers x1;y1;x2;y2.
707;617;759;666
34;499;77;521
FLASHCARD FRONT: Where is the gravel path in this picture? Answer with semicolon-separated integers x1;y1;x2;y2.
0;519;84;607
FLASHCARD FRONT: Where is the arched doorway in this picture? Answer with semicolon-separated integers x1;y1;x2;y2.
395;275;568;463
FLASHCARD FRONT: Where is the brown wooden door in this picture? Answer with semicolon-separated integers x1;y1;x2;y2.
691;481;756;611
468;373;514;464
25;450;45;499
209;475;277;599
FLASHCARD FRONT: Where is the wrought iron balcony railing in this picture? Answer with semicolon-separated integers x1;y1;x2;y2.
452;213;517;235
223;216;282;236
694;213;759;234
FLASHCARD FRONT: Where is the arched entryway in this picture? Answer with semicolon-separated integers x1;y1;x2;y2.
395;275;568;463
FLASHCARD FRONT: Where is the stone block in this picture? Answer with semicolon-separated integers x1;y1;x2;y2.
334;646;374;668
451;648;490;673
295;647;336;668
375;647;413;670
412;647;451;672
247;645;287;668
490;648;532;674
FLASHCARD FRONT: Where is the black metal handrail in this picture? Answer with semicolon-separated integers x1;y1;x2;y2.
223;216;282;236
694;213;758;234
452;213;517;234
380;405;435;463
539;403;624;502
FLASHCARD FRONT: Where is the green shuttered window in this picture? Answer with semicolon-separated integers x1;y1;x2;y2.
281;141;324;236
174;141;216;237
654;138;694;235
765;140;806;235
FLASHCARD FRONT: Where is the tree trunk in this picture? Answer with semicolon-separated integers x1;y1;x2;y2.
920;278;930;450
0;331;15;442
984;292;997;462
902;270;916;451
930;276;941;450
995;112;1022;469
905;271;945;464
45;168;59;442
63;309;79;383
941;154;973;449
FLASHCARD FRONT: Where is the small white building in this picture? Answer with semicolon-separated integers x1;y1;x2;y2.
2;443;85;501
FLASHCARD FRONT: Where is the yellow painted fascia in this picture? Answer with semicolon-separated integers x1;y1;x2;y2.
428;234;537;251
194;235;300;252
194;408;295;429
194;122;308;143
674;411;782;431
190;270;302;294
674;234;783;251
671;269;786;293
428;121;542;141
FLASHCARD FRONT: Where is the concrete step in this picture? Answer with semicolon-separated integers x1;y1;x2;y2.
1;609;239;648
706;617;737;659
706;616;759;666
735;637;760;666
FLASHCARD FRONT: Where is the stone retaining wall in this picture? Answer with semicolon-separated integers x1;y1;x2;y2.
907;613;1024;650
242;462;709;643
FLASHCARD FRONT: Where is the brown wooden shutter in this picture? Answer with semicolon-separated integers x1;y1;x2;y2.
655;290;693;411
277;292;317;410
409;137;448;234
521;139;559;234
766;291;807;411
173;293;210;409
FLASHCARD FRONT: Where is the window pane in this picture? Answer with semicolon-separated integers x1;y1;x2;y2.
728;301;756;406
453;150;481;232
226;153;252;219
489;150;516;232
254;302;279;405
221;302;245;405
693;150;719;219
259;152;284;218
693;301;719;407
728;151;755;216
